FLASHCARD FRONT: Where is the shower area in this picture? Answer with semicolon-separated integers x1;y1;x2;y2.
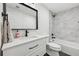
50;5;79;55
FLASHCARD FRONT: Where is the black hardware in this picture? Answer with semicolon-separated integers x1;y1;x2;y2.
1;3;7;56
36;10;38;29
52;33;54;36
52;37;55;39
16;29;18;32
29;44;38;49
51;33;55;39
1;12;8;16
25;30;29;37
6;14;10;43
19;3;37;11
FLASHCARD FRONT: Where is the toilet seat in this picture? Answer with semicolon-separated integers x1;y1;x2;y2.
46;42;61;51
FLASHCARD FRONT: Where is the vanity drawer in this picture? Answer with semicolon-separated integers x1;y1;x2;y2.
3;39;46;56
29;47;46;56
26;39;46;55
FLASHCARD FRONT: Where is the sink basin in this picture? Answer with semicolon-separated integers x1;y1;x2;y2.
13;36;38;41
28;36;38;38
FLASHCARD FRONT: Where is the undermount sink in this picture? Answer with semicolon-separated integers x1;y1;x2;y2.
13;35;38;41
28;36;38;38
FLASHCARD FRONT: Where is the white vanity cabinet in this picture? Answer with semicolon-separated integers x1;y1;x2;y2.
29;38;48;56
2;35;49;56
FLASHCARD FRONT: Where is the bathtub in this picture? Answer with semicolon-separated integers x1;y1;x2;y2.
53;39;79;56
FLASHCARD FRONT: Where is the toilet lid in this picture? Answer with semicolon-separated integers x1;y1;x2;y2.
47;42;61;48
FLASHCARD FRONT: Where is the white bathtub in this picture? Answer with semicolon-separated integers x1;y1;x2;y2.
53;39;79;56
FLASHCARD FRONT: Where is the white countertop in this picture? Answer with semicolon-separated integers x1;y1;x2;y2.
2;35;49;50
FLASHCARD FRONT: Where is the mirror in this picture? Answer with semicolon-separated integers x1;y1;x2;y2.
6;3;38;30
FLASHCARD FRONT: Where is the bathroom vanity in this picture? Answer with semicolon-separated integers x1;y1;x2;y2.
2;35;49;56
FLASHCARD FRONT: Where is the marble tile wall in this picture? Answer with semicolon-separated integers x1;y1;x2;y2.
53;6;79;43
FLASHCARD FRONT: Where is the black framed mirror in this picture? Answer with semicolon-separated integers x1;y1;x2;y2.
6;3;38;30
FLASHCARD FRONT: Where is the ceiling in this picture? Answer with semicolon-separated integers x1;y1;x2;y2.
42;3;79;13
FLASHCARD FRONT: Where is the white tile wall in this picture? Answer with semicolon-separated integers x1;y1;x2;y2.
53;6;79;43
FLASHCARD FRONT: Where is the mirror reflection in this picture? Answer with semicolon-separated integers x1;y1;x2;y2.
6;3;37;30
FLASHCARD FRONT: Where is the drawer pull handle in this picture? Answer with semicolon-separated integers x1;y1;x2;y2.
29;44;39;49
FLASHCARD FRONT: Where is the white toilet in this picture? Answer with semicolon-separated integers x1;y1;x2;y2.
46;42;61;56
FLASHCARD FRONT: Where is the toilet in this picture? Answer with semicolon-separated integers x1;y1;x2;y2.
46;42;61;56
